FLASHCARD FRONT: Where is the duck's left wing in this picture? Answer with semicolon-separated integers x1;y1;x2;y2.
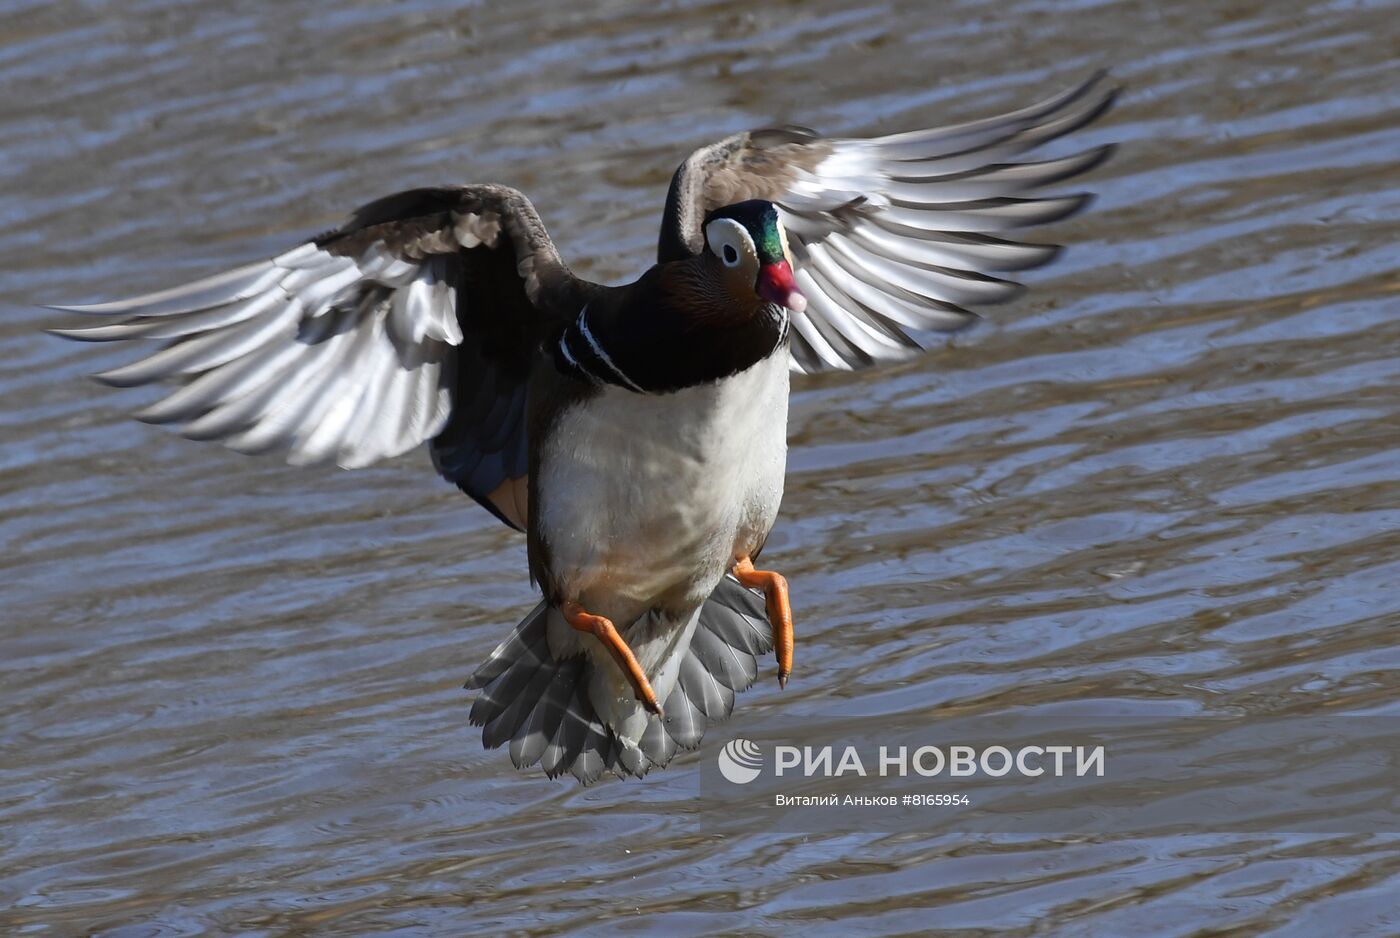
51;184;583;531
658;72;1117;373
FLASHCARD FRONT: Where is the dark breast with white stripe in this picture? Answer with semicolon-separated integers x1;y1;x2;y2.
548;261;790;395
552;303;647;393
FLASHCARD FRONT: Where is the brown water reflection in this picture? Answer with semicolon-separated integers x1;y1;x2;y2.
3;0;1399;934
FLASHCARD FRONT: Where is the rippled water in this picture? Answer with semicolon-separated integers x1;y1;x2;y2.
4;0;1399;933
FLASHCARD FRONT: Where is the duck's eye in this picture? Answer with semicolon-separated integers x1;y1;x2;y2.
705;217;754;269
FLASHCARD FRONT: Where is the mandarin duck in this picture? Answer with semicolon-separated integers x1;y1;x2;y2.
52;74;1115;782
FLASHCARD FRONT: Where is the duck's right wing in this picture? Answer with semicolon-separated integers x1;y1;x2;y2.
657;72;1116;373
51;184;585;531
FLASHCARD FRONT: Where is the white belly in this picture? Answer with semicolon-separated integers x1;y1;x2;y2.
537;351;789;626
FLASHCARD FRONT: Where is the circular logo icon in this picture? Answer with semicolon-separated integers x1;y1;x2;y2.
717;738;763;784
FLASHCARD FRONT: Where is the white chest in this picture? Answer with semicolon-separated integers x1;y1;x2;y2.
537;351;789;620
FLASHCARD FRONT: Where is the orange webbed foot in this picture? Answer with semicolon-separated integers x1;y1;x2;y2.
561;601;663;717
733;555;793;688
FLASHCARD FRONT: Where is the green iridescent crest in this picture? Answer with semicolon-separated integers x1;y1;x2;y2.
705;199;790;264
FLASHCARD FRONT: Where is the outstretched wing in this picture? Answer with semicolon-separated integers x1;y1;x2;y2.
51;184;585;531
658;72;1117;373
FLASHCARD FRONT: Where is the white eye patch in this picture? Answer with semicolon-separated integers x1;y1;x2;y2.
705;217;756;270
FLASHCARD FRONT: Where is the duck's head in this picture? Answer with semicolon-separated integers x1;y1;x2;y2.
703;200;807;313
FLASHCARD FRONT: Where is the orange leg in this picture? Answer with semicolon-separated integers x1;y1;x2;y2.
733;556;793;688
561;601;663;717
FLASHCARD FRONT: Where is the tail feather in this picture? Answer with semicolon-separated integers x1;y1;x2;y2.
508;661;576;768
637;710;679;768
612;736;649;777
690;625;758;692
481;658;557;749
662;675;707;750
466;601;550;692
539;690;596;779
467;574;774;784
568;718;611;783
705;580;769;641
679;652;732;719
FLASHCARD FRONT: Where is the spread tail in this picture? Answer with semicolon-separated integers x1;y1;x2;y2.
466;575;773;784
